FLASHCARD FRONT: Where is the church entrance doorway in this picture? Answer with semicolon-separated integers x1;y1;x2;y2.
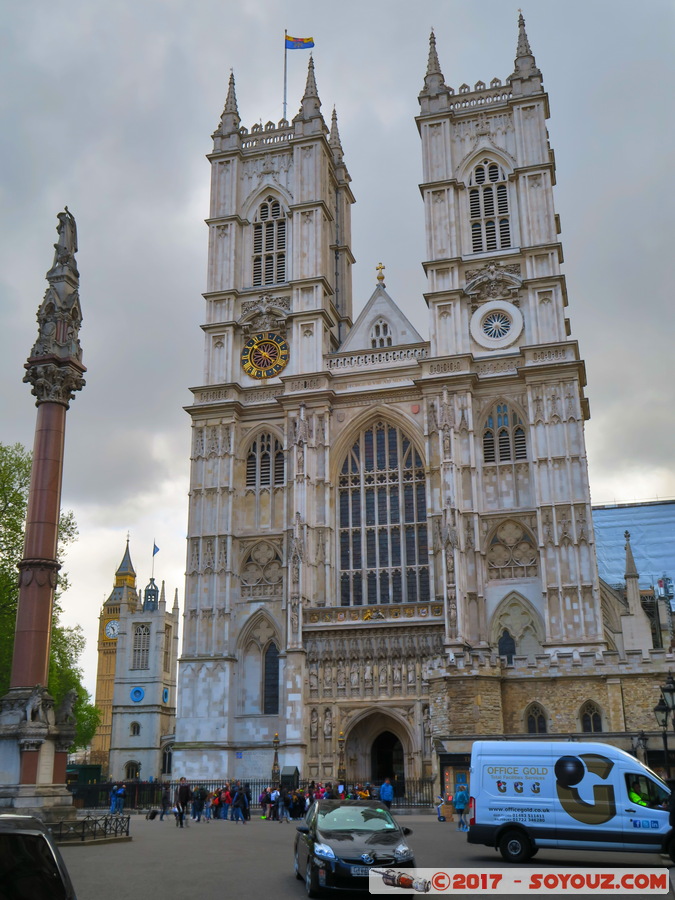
343;712;414;786
370;730;404;782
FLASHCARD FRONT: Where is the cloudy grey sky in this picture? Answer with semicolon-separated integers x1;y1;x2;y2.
1;0;673;696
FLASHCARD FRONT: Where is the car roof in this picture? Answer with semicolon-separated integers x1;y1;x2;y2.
0;814;50;833
315;800;386;809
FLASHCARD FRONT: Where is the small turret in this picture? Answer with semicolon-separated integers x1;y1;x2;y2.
329;107;344;162
509;12;543;97
421;29;446;96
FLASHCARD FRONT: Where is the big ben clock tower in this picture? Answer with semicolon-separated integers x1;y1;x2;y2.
90;540;139;773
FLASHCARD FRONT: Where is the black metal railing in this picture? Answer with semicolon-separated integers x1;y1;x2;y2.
69;778;435;811
46;814;131;842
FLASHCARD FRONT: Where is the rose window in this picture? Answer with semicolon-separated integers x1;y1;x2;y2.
482;311;511;339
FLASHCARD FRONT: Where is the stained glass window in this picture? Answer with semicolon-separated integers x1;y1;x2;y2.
338;422;428;606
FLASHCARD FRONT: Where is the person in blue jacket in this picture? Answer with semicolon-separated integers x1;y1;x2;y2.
379;777;394;809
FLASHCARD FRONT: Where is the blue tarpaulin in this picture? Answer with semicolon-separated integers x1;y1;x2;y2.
592;501;675;589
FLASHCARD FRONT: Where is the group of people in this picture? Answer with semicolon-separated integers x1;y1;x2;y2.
159;777;395;828
108;783;127;815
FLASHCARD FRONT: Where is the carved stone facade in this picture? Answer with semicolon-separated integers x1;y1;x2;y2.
173;21;670;786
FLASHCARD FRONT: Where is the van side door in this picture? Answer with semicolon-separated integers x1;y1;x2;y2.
621;771;670;852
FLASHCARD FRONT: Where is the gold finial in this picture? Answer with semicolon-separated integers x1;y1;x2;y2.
376;262;385;284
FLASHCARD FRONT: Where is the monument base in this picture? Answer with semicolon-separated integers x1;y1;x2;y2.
0;782;77;821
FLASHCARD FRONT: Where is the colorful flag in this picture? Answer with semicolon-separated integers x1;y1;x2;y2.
286;35;314;49
153;542;159;556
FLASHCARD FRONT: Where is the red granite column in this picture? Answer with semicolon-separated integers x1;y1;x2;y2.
11;402;66;689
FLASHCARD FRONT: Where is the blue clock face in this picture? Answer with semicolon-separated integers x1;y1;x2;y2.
130;687;145;703
162;688;169;703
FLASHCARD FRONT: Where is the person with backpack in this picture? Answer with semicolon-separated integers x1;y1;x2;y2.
454;784;469;831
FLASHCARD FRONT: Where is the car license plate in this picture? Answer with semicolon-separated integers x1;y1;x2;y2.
351;866;370;876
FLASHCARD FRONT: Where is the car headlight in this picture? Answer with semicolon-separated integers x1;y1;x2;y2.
313;842;336;860
394;842;414;861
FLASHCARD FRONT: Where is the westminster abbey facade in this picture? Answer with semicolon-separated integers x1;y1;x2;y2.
172;18;670;787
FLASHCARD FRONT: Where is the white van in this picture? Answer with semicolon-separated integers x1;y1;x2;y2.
468;740;672;863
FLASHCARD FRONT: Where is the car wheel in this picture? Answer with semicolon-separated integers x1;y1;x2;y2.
305;858;319;898
294;847;303;880
498;829;533;863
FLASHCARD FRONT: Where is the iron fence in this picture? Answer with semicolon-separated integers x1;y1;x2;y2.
69;778;435;811
46;814;131;842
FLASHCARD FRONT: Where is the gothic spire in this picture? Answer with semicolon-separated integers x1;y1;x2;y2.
516;11;532;57
509;11;542;95
624;530;639;579
421;29;447;96
217;71;240;135
296;54;322;121
329;107;344;160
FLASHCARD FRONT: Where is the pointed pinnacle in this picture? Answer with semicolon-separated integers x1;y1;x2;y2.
329;107;344;158
303;54;319;101
624;530;639;578
427;29;443;77
516;12;533;58
224;70;239;115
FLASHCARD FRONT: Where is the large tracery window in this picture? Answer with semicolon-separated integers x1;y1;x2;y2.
580;700;603;733
526;703;547;734
246;433;285;487
252;196;286;286
483;404;527;463
263;642;279;714
338;421;429;606
131;624;150;670
469;160;511;253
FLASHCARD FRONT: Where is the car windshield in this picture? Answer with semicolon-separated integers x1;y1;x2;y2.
317;806;397;832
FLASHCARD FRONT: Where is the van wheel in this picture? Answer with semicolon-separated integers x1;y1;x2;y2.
498;829;533;863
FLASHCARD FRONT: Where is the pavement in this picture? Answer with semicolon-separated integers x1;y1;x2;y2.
60;813;675;900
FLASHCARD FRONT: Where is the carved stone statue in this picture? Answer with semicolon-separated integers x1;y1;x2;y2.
323;708;332;739
48;207;79;278
337;659;346;688
56;689;77;725
393;660;402;685
25;685;45;723
350;661;359;687
310;708;319;740
364;659;373;685
309;663;319;691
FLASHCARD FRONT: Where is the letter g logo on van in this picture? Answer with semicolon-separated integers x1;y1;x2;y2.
554;754;616;825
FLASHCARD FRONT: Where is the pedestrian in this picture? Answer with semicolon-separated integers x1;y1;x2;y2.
231;785;248;824
379;777;394;810
160;782;171;821
277;788;291;823
192;784;206;821
115;784;127;814
454;784;469;831
174;777;193;828
109;784;118;815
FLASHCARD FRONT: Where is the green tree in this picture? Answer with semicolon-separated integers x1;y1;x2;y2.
0;442;100;748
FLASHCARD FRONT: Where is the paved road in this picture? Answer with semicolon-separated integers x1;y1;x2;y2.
60;813;675;900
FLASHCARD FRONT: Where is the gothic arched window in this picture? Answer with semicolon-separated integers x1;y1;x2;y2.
370;318;393;348
497;628;516;664
468;160;511;253
338;421;428;606
130;722;140;736
580;701;603;733
246;433;285;487
263;642;279;714
125;761;140;780
526;703;547;734
131;624;150;670
483;404;527;463
252;196;286;286
162;744;173;775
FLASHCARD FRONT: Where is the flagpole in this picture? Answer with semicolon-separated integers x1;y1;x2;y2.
283;29;288;120
152;539;155;579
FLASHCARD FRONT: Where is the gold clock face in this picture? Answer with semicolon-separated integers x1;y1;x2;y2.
241;331;290;379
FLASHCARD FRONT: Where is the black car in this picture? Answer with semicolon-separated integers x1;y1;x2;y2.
294;799;415;896
0;814;77;899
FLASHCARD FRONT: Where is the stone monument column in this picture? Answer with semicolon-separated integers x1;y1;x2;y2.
0;209;85;816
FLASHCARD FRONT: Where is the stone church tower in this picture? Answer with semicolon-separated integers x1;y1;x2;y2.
173;18;667;787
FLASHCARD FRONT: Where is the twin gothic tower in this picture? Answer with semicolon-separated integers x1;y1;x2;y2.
173;19;611;783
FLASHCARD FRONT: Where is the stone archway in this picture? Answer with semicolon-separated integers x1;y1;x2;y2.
344;710;415;785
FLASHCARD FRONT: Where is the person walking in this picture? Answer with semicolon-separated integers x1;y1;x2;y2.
115;784;127;815
175;777;193;829
159;783;171;821
231;785;248;824
454;784;469;831
109;784;118;815
379;777;394;810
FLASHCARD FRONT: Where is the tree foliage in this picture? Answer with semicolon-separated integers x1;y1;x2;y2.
0;442;100;748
